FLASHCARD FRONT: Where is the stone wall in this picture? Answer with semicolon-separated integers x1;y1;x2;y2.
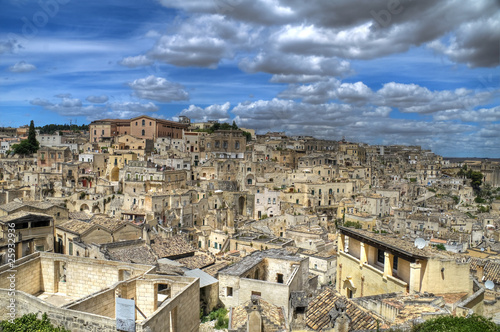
0;255;41;295
420;258;471;295
66;287;116;318
0;289;117;332
81;228;113;245
137;276;200;332
239;278;290;315
38;253;152;297
113;224;142;241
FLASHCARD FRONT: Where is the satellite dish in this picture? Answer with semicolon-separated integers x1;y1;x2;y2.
485;280;495;290
414;238;426;249
481;248;485;252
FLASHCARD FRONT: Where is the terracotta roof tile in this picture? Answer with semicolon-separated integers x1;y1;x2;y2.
306;287;381;331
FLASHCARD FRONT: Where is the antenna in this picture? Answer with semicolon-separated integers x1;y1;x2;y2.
485;280;494;290
414;238;426;249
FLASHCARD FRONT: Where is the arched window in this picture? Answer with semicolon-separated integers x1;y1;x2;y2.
142;129;145;136
142;119;145;126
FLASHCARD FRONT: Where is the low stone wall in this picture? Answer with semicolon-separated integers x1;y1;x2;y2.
0;289;117;332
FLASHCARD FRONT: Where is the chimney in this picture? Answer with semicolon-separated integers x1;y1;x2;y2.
477;262;485;281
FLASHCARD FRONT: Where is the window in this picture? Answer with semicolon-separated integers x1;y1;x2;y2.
32;220;50;228
377;249;385;264
277;273;284;284
214;140;220;148
235;141;240;149
227;287;233;297
69;241;73;255
142;129;145;136
393;256;398;270
102;130;104;135
142;119;145;126
223;141;228;149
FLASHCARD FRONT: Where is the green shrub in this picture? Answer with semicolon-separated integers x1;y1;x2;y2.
344;221;362;229
475;197;486;204
435;244;446;251
0;313;70;331
412;314;500;332
201;308;228;329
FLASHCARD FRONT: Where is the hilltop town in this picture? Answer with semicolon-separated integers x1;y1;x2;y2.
0;116;499;331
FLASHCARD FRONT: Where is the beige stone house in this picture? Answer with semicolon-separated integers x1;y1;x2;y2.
218;249;312;318
336;226;479;311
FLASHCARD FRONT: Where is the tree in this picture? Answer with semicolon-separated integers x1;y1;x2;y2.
464;169;483;192
12;120;39;156
28;120;39;150
12;140;36;155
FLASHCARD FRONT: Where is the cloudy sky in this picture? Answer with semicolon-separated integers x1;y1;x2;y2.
1;0;499;157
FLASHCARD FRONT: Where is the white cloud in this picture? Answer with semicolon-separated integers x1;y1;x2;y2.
119;55;154;68
8;61;36;73
128;75;189;102
109;101;158;113
0;39;21;54
434;106;500;123
54;93;72;98
30;97;102;117
240;52;351;78
279;79;373;104
376;82;495;113
180;102;231;122
30;96;159;120
86;95;109;103
148;14;254;68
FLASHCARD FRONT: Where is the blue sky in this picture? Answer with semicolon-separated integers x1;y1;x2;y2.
0;0;499;157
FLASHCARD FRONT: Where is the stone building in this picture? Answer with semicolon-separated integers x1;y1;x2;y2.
336;226;478;308
202;130;246;159
0;252;200;332
0;212;54;263
37;146;72;170
218;249;313;318
90;115;187;143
